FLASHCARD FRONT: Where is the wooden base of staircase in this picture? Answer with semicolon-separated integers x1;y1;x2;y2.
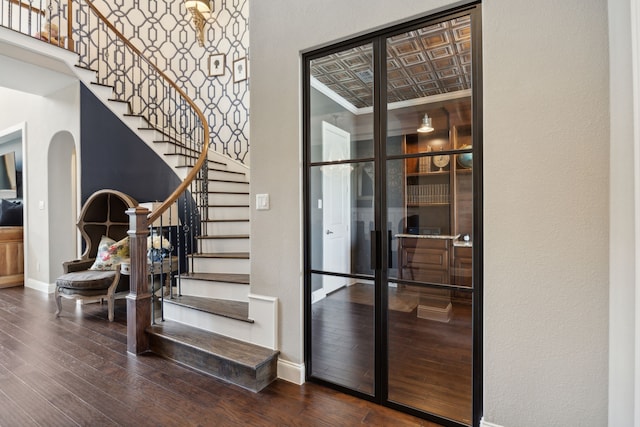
147;320;279;392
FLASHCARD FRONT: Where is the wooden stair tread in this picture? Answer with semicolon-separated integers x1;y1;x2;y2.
208;178;249;184
147;320;277;368
208;191;249;195
74;64;97;73
210;168;245;175
203;204;250;208
179;272;250;284
164;296;253;323
202;219;249;223
189;252;249;259
91;81;112;88
197;234;250;240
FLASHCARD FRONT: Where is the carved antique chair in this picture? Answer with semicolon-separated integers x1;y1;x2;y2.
55;189;137;321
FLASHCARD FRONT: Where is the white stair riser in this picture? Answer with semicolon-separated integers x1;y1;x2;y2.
206;206;250;220
164;303;254;343
210;181;250;193
204;221;250;235
209;169;247;181
179;278;249;301
74;66;98;82
108;101;130;116
90;83;114;100
137;127;163;141
207;193;250;205
192;257;250;274
120;114;148;130
199;238;250;253
209;151;250;176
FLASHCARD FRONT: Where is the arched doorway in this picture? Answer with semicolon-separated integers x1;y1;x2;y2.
48;131;77;281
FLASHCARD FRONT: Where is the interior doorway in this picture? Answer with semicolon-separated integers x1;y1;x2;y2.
304;5;482;426
320;121;351;298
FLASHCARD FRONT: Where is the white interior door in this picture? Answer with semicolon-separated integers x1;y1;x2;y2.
321;121;351;296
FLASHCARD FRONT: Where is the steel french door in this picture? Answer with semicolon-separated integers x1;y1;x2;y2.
305;5;481;426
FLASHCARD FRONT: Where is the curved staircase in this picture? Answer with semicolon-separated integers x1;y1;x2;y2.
0;0;280;391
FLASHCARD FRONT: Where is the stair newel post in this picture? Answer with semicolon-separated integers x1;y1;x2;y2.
126;206;151;354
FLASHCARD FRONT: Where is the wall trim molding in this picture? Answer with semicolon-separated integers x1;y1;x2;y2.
277;359;305;385
25;278;54;293
480;418;504;427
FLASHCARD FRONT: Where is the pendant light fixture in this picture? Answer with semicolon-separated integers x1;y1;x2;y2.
417;113;434;133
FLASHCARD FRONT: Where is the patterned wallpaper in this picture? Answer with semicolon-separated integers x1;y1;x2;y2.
91;0;250;164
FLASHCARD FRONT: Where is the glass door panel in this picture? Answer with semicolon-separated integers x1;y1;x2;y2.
308;43;376;395
385;16;474;425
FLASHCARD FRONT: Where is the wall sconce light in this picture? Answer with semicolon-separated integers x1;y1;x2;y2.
417;113;434;133
184;0;211;47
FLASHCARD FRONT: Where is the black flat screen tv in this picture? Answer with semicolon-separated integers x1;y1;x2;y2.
0;152;17;199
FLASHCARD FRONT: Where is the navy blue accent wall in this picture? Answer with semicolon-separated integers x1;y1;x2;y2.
80;83;181;205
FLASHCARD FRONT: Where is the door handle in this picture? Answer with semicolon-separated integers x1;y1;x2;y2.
388;230;393;268
370;230;380;270
326;229;334;235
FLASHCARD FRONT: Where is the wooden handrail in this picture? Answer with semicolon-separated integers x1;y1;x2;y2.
83;0;210;224
9;0;45;15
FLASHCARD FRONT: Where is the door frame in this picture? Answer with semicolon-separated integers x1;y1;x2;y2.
302;3;483;426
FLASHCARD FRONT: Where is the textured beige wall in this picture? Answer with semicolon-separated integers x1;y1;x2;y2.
250;0;610;425
482;0;609;425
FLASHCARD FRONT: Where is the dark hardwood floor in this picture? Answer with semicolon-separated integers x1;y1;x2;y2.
0;286;441;426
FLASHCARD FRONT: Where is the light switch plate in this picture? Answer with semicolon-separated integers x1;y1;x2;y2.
256;193;270;210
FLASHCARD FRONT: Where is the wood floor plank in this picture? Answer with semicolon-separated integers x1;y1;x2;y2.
0;388;39;426
0;287;438;427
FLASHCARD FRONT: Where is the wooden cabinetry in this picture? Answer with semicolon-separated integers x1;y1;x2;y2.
0;227;24;288
398;236;450;284
452;245;472;286
398;123;473;289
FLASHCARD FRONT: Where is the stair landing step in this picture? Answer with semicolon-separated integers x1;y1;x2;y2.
165;295;253;322
189;252;249;259
147;320;278;392
180;272;250;284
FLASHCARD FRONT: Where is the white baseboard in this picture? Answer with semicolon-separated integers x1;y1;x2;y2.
480;418;504;427
25;278;55;294
277;359;305;385
311;288;326;303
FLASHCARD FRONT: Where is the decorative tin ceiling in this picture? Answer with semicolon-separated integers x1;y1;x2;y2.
311;16;471;109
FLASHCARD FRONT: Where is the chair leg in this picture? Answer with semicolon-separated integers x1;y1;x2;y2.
54;287;62;318
107;296;114;322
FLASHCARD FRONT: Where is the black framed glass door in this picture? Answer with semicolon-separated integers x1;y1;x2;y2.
304;5;481;426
